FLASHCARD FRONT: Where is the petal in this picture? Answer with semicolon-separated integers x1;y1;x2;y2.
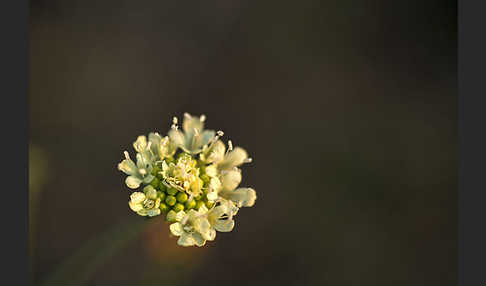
191;233;206;247
136;153;151;169
199;130;215;148
118;159;138;176
146;209;161;217
214;219;235;232
169;222;184;236
133;136;148;153
128;201;143;212
208;177;222;193
142;174;155;184
220;188;257;207
178;233;196;246
168;129;185;147
206;191;218;202
137;209;149;216
194;218;212;240
130;192;146;203
182;114;204;133
125;176;142;189
220;169;242;191
205;164;219;177
217;147;248;170
200;140;226;163
175;210;186;222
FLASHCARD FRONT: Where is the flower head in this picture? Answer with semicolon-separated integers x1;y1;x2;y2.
118;113;257;247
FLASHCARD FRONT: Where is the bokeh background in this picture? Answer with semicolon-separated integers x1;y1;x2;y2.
29;0;457;285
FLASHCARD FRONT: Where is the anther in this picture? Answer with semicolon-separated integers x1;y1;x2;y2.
244;158;253;163
124;151;130;160
228;140;233;151
200;115;206;122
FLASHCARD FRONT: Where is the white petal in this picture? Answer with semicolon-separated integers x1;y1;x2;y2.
146;209;161;217
178;233;196;246
192;233;206;247
194;218;212;240
133;136;148;153
220;188;257;207
205;164;218;177
206;191;218;201
168;129;185;147
214;219;235;232
128;201;143;212
169;222;184;236
200;140;225;163
182;114;204;133
220;169;242;191
130;192;146;203
217;147;248;170
125;176;142;189
118;159;138;176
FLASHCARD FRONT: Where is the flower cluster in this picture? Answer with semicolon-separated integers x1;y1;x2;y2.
118;113;256;247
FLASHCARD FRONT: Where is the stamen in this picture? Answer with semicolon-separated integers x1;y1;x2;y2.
228;140;233;152
171;117;179;130
200;115;206;122
244;158;253;163
124;151;130;160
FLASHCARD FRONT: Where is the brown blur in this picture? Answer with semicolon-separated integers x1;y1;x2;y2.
29;0;457;285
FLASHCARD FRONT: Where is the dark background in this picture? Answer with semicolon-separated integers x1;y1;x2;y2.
29;0;457;285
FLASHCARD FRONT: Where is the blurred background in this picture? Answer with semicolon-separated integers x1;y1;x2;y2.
29;0;457;285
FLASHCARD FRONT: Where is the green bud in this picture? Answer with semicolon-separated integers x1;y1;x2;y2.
150;177;160;188
159;181;167;192
185;199;196;210
166;210;177;222
143;185;157;199
167;188;178;196
159;203;169;213
195;201;204;210
173;203;184;212
199;164;206;174
151;165;161;176
158;191;166;202
165;157;175;165
165;195;177;206
200;174;210;186
176;192;188;203
205;201;215;209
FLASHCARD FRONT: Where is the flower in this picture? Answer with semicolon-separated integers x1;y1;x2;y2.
128;186;162;217
118;151;155;189
207;200;238;232
169;205;215;247
168;113;216;154
148;132;177;160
